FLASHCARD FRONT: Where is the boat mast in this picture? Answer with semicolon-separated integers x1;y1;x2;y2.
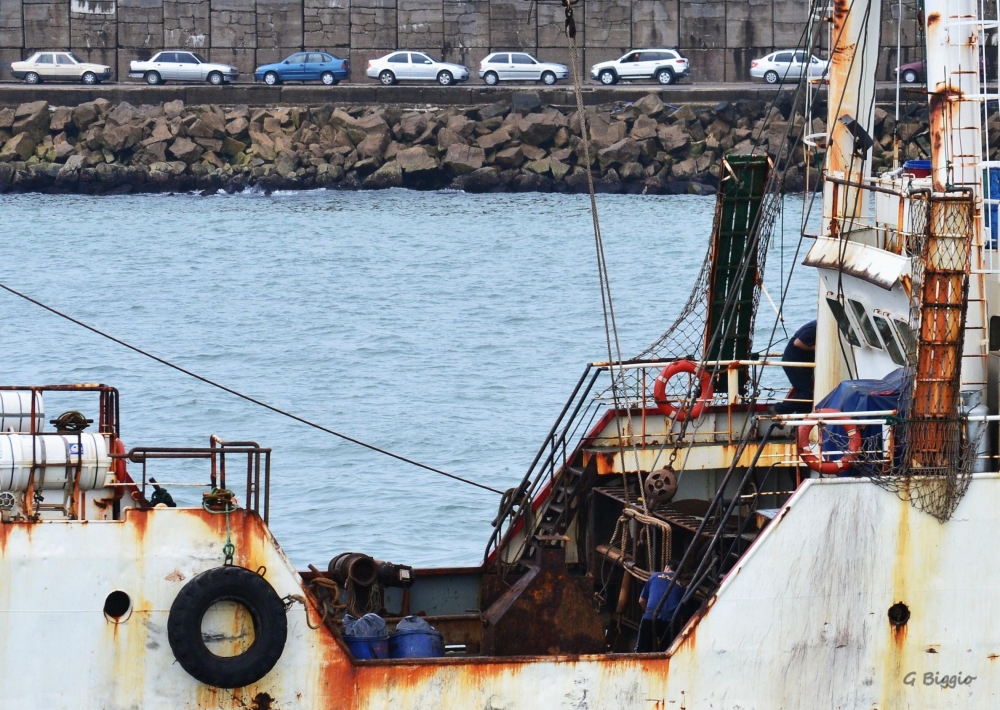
815;0;882;400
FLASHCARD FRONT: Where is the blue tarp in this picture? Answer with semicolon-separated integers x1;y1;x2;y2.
813;368;905;475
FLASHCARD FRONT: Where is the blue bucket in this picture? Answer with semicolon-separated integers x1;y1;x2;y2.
344;634;389;660
389;629;445;658
902;159;931;177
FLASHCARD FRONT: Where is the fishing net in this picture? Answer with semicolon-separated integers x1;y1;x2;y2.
871;195;980;521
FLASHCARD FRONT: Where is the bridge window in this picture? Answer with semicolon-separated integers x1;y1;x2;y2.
873;315;906;366
825;297;861;347
848;299;882;349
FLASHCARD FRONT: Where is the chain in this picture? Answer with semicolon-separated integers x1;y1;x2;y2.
203;488;237;566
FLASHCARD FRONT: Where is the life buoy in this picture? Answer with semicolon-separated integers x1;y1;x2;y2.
652;360;714;420
168;566;288;688
796;408;863;474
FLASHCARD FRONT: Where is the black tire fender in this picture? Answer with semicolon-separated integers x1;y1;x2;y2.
167;566;288;688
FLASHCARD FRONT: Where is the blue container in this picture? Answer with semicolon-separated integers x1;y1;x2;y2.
344;634;389;660
902;159;931;177
988;167;1000;248
389;629;445;658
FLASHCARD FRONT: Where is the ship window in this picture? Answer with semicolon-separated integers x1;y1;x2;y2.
873;315;906;365
825;297;861;346
990;315;1000;351
893;319;915;354
849;299;882;349
104;590;132;621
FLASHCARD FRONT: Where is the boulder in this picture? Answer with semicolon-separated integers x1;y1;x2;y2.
442;143;485;174
100;123;144;152
105;102;138;127
396;145;439;172
0;108;13;130
72;102;100;131
670;105;697;124
397;112;430;142
634;93;665;117
189;112;226;139
598;138;641;169
436;127;467;151
61;154;87;172
518;112;563;146
226;117;249;136
657;124;691;155
275;150;300;178
53;140;75;161
620;161;646;181
477;127;511;152
549;158;571;181
143;121;173;146
363;160;403;189
590;120;627;149
495;145;525;169
477;101;510;120
356;113;390;134
671;157;698;179
630;115;658;141
460;166;503;192
169;137;203;164
447;115;476;138
163;99;185;120
357;131;390;159
12;101;49;140
50;107;73;132
194;137;223;153
525;157;551;175
0;133;36;162
511;92;542;114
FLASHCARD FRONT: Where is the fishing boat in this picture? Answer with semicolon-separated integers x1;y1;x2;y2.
2;0;999;705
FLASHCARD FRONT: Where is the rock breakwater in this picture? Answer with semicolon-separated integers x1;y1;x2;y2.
0;93;951;195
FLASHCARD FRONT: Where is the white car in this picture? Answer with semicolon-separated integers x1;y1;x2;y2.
366;51;470;86
590;49;690;85
129;51;239;85
750;51;829;84
478;52;569;85
10;52;112;85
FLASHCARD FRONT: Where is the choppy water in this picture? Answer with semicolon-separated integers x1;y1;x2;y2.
0;188;818;567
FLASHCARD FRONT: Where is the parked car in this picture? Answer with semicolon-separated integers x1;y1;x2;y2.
478;52;569;85
896;60;925;84
10;51;112;85
750;51;829;83
128;51;238;85
589;49;690;85
254;52;349;86
366;51;470;86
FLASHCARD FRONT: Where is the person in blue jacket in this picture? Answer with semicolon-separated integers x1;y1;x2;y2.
774;320;817;414
635;563;686;652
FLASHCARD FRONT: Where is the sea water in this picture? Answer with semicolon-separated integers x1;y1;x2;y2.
0;188;818;566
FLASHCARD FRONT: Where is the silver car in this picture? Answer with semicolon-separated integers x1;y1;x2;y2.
478;52;569;85
366;51;470;86
129;51;239;85
750;50;829;84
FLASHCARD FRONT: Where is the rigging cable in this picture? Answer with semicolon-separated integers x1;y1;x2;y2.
0;281;504;496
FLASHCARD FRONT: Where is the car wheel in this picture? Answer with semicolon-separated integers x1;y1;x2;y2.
321;71;338;86
656;68;675;85
903;69;918;84
764;70;779;84
145;71;162;85
207;71;224;86
599;69;617;85
484;71;499;86
541;71;557;85
263;71;279;86
24;72;39;85
437;70;454;86
81;71;98;85
379;70;396;86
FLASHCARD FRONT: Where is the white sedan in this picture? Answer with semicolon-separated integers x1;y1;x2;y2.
366;51;470;86
478;52;569;85
10;52;112;84
750;50;829;83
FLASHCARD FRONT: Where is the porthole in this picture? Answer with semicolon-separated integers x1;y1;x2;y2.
104;590;132;622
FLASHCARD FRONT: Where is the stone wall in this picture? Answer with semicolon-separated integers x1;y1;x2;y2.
0;0;929;84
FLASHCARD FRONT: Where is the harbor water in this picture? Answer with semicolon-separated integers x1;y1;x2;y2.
0;189;817;567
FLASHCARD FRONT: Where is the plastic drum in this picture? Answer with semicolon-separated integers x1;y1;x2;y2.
0;433;110;491
0;392;44;433
344;635;389;660
388;629;445;658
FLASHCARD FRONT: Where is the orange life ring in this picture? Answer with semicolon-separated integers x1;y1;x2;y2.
796;407;863;474
652;360;714;421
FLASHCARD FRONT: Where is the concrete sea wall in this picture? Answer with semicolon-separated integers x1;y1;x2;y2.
0;92;955;195
0;0;926;84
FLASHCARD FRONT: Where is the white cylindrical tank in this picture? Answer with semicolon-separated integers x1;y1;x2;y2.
0;392;44;433
0;433;110;491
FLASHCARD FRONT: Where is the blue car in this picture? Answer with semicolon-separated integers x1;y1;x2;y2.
254;52;350;85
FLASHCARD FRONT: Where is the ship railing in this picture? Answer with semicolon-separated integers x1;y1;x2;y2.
114;435;272;523
588;357;814;447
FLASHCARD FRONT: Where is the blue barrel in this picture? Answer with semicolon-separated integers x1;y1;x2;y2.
344;634;389;660
902;159;931;177
389;629;445;658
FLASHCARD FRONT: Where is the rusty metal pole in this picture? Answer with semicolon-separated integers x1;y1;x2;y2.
815;0;883;402
924;0;987;395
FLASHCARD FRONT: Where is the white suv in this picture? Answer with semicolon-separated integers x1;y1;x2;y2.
590;49;690;85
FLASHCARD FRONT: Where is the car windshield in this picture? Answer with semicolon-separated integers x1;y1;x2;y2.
65;53;81;64
191;53;207;63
